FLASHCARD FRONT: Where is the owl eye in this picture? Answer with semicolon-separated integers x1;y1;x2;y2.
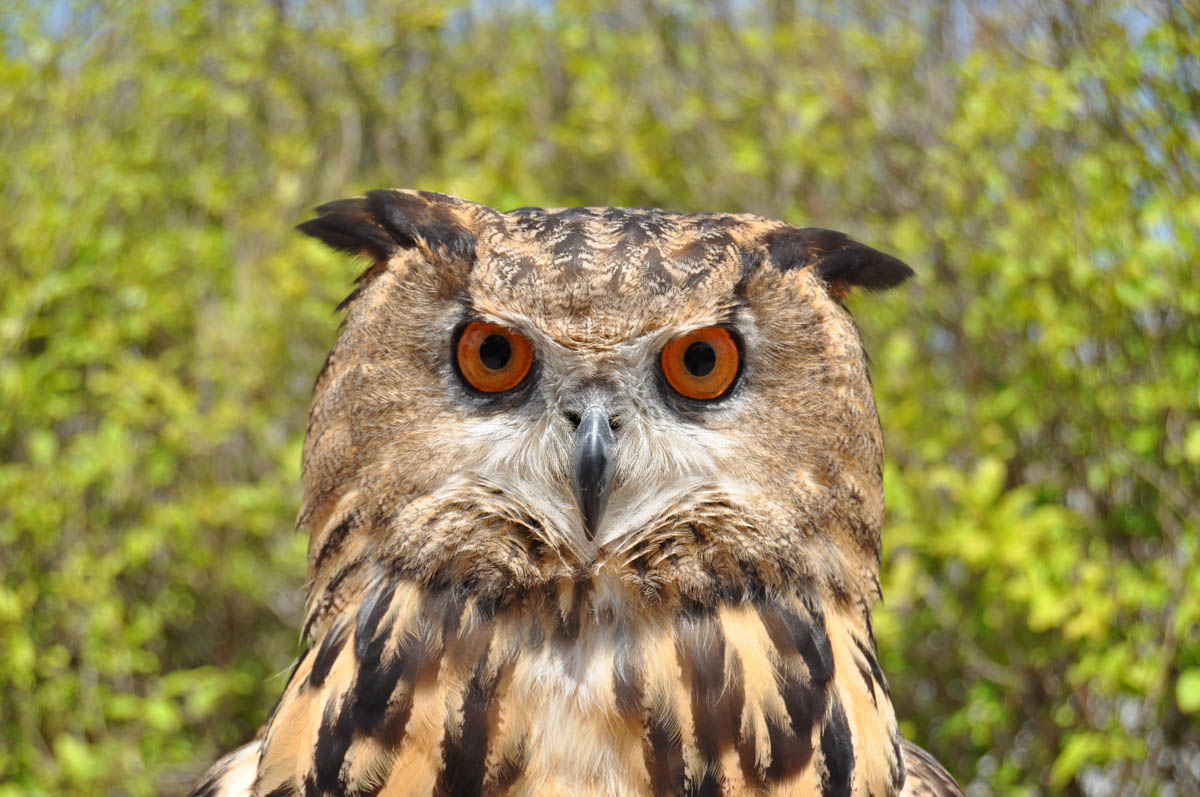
456;321;535;393
660;326;740;401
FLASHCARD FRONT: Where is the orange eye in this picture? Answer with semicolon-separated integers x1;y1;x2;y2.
456;321;535;393
660;326;740;400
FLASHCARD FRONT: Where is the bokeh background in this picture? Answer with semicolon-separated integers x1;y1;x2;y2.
2;0;1198;794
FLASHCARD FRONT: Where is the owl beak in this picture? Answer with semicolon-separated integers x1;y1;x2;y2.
571;406;614;541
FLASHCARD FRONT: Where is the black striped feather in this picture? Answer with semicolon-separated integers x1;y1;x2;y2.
200;581;950;796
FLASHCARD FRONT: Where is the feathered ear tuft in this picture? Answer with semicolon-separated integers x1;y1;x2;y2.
762;227;913;297
296;189;476;263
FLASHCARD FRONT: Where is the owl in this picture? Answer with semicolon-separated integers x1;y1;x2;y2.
191;190;962;797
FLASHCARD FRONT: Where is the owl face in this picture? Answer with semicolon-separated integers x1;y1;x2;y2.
298;191;911;623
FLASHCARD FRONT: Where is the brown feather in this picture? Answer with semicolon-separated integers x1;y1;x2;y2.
899;739;965;797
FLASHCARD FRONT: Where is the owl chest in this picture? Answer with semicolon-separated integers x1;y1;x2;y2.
260;586;901;796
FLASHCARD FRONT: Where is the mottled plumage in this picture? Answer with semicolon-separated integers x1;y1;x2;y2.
192;190;961;796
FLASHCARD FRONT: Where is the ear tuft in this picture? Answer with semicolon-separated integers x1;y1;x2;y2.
296;197;397;260
297;189;475;263
364;189;476;262
762;227;913;295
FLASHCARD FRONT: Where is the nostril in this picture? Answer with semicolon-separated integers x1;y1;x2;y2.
565;410;581;431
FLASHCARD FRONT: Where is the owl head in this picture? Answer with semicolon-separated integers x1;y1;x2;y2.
295;190;911;639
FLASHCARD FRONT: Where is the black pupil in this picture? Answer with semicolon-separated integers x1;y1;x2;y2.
683;341;716;377
479;334;512;370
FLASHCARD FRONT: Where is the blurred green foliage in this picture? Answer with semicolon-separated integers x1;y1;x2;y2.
1;1;1197;794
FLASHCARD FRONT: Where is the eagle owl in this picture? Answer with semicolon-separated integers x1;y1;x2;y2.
192;190;961;797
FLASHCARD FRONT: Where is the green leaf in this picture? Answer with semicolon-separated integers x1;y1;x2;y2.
1177;669;1200;714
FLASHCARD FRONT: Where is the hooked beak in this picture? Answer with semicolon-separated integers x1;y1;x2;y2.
571;406;614;540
